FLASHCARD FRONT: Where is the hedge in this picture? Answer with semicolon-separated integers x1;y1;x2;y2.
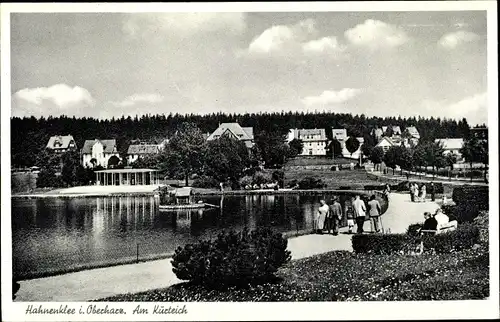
352;224;480;255
452;186;489;211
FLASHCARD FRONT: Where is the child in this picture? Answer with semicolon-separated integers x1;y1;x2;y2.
345;197;355;234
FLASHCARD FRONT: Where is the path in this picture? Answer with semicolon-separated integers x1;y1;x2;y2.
15;193;438;302
369;169;488;186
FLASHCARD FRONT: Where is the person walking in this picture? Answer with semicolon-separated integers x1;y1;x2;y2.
409;182;415;202
329;197;343;235
420;184;427;201
352;195;367;234
345;197;356;234
317;199;329;234
430;182;435;201
383;183;391;201
367;195;382;233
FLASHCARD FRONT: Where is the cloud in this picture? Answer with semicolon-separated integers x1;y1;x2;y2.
12;84;95;118
110;93;164;108
301;88;361;107
123;13;246;38
247;19;316;55
302;36;347;55
420;92;488;126
344;19;409;50
438;30;480;49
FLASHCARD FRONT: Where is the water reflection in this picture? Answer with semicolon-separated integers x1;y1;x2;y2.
12;192;352;277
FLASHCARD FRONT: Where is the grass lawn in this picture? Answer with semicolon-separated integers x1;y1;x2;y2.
284;169;395;189
286;157;355;166
98;246;489;302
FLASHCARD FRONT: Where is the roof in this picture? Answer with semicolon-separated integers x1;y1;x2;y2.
294;128;327;141
46;135;76;150
82;139;117;154
381;126;402;135
94;168;158;173
207;123;254;141
127;144;160;155
404;126;420;138
435;138;464;150
331;128;347;140
175;187;193;197
376;136;396;147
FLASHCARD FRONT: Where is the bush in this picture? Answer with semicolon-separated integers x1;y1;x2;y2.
422;223;480;254
354;224;480;255
450;186;489;223
191;175;219;189
352;234;415;255
171;228;291;289
474;211;489;244
271;170;284;188
338;186;351;190
452;186;489;211
296;177;327;189
406;223;423;237
252;172;273;186
36;168;64;188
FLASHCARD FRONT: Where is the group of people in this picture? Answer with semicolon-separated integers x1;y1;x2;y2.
316;194;384;235
421;208;458;234
409;182;435;202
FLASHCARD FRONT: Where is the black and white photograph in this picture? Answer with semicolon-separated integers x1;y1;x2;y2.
1;2;498;321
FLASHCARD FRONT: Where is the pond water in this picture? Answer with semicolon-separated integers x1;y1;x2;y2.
12;193;360;278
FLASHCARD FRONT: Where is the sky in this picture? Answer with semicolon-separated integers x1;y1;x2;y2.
10;10;488;125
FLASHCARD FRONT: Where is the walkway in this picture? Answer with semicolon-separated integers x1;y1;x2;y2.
369;169;488;186
15;193;438;302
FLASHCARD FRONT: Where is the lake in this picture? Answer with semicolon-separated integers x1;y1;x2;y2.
12;193;358;279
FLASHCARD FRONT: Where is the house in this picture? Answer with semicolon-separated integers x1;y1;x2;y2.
81;139;120;168
46;135;77;153
288;128;327;156
382;125;402;136
376;136;400;152
435;138;465;161
207;123;254;148
127;143;161;164
175;187;194;205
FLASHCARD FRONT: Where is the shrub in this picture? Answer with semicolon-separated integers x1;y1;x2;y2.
271;170;285;187
354;224;480;255
252;172;273;186
171;228;291;289
452;186;489;211
450;186;489;223
474;211;489;244
296;177;327;189
352;234;416;255
406;223;423;237
338;186;351;190
422;223;480;253
191;175;219;189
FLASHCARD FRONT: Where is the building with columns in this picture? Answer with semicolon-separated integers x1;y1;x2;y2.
94;168;160;186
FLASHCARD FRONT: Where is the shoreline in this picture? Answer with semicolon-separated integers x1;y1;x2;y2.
11;187;387;199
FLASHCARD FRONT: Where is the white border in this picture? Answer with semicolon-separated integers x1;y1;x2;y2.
1;2;499;321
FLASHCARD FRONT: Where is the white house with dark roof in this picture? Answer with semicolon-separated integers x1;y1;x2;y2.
376;136;400;152
127;144;162;164
435;138;465;161
81;139;120;168
46;135;77;153
288;128;327;156
207;123;254;148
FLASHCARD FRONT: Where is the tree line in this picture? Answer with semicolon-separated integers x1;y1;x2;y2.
11;112;474;168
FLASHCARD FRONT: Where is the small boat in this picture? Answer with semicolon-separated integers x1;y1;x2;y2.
159;202;218;211
158;187;219;211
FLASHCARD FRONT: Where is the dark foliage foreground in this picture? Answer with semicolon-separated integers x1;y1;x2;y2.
99;246;489;302
171;228;291;289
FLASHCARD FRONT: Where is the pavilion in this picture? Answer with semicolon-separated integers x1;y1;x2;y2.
95;168;160;186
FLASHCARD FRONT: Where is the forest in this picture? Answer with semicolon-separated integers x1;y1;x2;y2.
11;111;475;168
